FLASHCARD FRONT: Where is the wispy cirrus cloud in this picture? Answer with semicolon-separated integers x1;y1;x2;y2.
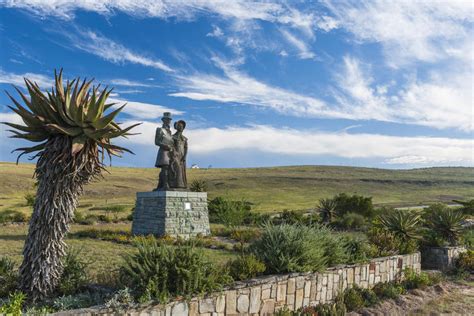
0;68;53;87
119;121;473;166
63;30;173;72
323;0;473;66
280;29;315;60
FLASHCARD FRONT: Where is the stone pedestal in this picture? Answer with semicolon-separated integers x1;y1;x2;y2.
131;191;210;238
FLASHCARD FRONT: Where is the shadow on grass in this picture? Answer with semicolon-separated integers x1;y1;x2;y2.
0;234;26;241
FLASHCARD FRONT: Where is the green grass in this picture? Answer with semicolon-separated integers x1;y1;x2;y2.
0;223;236;280
1;162;473;214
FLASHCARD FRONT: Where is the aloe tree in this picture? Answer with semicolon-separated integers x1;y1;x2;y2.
378;209;422;242
3;70;139;301
425;207;466;246
317;198;337;224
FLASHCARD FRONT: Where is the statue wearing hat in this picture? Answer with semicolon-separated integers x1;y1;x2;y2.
154;113;188;190
154;112;174;190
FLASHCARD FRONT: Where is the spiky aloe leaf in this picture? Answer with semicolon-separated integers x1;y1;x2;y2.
3;69;140;161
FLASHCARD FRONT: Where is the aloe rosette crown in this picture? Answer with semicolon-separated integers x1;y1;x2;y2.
5;69;139;162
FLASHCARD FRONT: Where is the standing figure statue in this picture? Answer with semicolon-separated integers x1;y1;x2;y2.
169;120;188;189
154;112;174;190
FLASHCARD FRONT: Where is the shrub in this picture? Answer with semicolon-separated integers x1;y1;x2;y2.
229;254;266;281
250;223;327;273
119;239;232;302
104;288;135;312
24;193;36;206
367;226;401;256
317;198;337;224
230;228;261;244
423;204;466;246
344;237;377;264
53;292;104;311
342;286;378;311
190;179;207;192
321;232;349;266
312;295;346;316
373;282;405;299
97;214;112;223
453;199;474;216
455;250;474;273
402;268;439;290
337;212;367;230
57;248;91;296
276;210;305;225
0;256;18;298
0;210;28;223
208;197;251;228
0;291;26;315
332;193;374;218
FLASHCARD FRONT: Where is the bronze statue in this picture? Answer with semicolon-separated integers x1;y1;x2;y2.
154;112;174;190
169;120;188;189
154;113;188;190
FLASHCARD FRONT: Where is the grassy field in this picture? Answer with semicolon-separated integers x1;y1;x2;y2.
0;223;236;281
1;162;473;215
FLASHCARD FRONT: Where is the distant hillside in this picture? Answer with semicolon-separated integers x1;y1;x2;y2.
0;162;473;213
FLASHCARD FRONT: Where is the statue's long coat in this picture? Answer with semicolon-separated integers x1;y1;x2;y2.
155;126;173;167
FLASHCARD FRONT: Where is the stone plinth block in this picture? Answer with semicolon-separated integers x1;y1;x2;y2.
131;191;210;238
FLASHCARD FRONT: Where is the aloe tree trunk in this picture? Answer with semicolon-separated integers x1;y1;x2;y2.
19;136;101;301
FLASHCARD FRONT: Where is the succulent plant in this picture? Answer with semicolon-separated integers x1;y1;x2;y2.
3;69;139;301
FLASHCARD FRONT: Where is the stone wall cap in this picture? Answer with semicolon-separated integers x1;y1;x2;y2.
137;191;207;198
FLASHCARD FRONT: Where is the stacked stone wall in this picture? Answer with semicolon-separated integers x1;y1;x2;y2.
62;253;421;315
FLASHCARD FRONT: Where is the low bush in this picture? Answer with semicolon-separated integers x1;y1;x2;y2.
337;212;367;230
72;229;132;243
373;282;406;299
250;223;328;273
402;268;441;290
104;288;135;312
97;214;112;223
53;291;104;311
332;193;374;219
0;210;28;223
229;254;266;281
321;232;349;266
230;228;261;243
57;248;91;296
0;291;26;315
0;256;18;298
455;250;474;273
24;193;36;206
367;225;418;256
342;286;378;311
189;179;207;192
453;199;474;216
344;237;377;264
119;239;232;302
208;197;252;228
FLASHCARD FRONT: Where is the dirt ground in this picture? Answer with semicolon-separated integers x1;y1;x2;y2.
349;280;473;316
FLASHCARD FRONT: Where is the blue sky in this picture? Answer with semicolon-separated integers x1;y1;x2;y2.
0;1;472;168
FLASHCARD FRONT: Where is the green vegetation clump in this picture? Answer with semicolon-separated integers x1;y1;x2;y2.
0;209;28;223
24;193;36;207
372;282;406;299
455;250;474;273
0;257;18;298
332;193;374;219
422;204;466;246
453;199;474;216
229;254;266;281
343;286;378;311
250;223;331;273
336;212;367;230
119;238;232;302
0;291;26;315
208;197;252;228
57;248;91;296
402;268;441;290
189;179;207;192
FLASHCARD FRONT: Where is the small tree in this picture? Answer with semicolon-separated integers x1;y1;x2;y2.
4;70;139;301
317;198;337;224
332;193;374;218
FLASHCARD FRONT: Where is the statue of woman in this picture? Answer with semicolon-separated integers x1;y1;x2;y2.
169;120;188;189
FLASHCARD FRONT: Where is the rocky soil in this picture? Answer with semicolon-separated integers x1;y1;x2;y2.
348;280;473;316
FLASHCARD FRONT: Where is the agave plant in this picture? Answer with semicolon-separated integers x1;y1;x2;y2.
425;207;466;246
317;198;337;224
378;209;421;242
3;70;140;301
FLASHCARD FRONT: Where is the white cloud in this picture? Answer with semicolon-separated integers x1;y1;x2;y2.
207;25;224;38
0;68;53;87
170;57;329;117
324;0;474;66
280;29;315;60
3;0;318;35
67;31;173;72
108;98;183;120
119;121;473;166
334;56;473;131
108;79;156;87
